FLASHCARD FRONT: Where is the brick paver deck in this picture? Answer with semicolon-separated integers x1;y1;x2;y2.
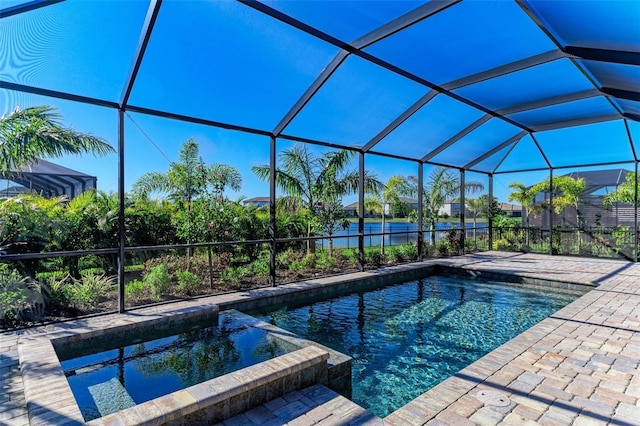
2;252;639;425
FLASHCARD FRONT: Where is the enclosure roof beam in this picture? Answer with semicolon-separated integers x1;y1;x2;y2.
497;89;601;116
125;105;273;137
442;49;567;91
0;0;63;18
532;114;620;132
529;133;552;169
492;134;525;174
517;0;625;118
421;115;492;162
242;0;536;139
271;0;458;137
601;88;640;103
120;0;162;107
351;0;460;49
0;81;119;109
464;130;528;170
362;90;438;152
563;46;640;66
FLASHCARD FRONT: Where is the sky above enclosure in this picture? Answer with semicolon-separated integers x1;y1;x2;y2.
1;0;638;205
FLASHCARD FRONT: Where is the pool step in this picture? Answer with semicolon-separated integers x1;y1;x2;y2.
88;377;136;417
217;384;383;426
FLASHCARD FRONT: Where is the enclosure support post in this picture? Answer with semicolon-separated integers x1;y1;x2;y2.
549;168;554;256
269;136;277;286
117;109;126;313
488;174;493;251
358;152;365;272
418;162;424;261
459;169;465;255
635;162;638;262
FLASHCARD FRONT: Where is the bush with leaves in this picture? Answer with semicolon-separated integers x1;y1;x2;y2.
125;279;146;301
144;264;172;301
176;270;202;296
67;273;115;310
220;266;250;288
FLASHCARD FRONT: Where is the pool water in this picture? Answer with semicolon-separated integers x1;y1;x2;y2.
256;276;578;417
60;312;290;421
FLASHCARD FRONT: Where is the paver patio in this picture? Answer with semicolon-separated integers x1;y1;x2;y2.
1;252;639;425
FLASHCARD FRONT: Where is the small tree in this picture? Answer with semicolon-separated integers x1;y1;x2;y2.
364;175;410;255
603;172;639;208
408;168;484;246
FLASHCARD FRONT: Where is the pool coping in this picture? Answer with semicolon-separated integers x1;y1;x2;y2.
4;253;640;425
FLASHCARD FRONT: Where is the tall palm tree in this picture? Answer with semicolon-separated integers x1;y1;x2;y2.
0;105;114;174
465;197;484;244
365;175;410;255
408;167;484;246
508;182;538;229
132;139;242;207
252;143;383;253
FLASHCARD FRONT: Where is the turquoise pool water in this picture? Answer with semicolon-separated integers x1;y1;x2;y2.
60;312;290;421
255;276;578;417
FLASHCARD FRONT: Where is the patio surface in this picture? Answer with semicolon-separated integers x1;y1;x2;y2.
2;251;640;425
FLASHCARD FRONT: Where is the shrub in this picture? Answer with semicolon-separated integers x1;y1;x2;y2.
340;249;359;267
387;246;406;264
144;264;172;301
250;258;270;278
315;253;336;270
401;243;418;260
0;269;30;326
364;249;383;266
68;273;115;310
125;279;146;301
437;241;449;256
220;266;250;288
40;274;70;310
275;249;294;270
176;270;202;295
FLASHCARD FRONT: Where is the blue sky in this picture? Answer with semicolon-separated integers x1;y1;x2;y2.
1;0;638;205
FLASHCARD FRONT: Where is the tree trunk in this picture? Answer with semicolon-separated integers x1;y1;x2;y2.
307;222;316;254
430;221;436;246
381;212;386;255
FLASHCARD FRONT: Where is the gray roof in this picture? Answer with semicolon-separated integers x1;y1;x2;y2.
0;159;97;198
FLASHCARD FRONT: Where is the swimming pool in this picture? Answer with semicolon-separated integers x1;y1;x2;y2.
59;312;291;421
254;275;579;417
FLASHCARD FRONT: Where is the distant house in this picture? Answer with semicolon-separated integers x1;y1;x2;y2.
343;202;376;218
439;199;462;218
497;202;523;218
242;196;270;208
529;169;633;228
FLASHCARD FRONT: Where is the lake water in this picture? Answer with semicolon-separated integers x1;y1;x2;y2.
318;221;488;248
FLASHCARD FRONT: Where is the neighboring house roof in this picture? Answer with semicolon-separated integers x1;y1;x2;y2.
0;158;97;198
396;197;418;204
498;202;522;211
564;169;630;196
243;196;270;204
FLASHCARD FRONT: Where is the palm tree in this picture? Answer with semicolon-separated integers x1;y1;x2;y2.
408;167;484;246
364;175;410;255
465;197;484;244
133;139;241;257
132;139;242;207
0;105;114;174
507;182;543;247
252;143;383;253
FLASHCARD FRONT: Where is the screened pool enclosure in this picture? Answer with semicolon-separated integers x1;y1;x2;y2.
1;0;639;315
